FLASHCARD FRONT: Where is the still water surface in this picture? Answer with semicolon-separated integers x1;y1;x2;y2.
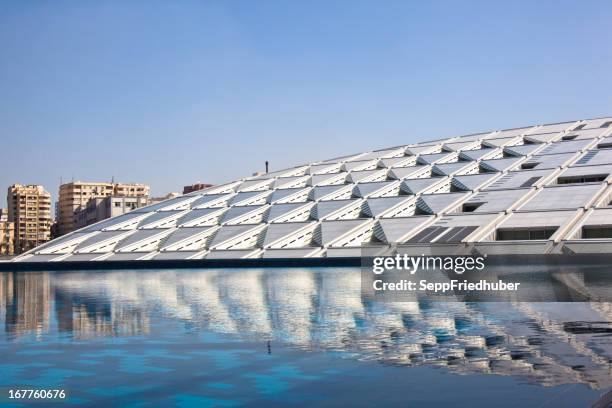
0;268;611;407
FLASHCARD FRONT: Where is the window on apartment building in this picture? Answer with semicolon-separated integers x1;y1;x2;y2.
574;124;587;130
557;174;607;184
583;226;612;239
602;121;612;128
115;202;122;207
461;202;484;212
496;227;557;240
561;134;578;141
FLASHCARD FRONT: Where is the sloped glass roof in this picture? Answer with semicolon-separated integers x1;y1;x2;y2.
17;115;612;262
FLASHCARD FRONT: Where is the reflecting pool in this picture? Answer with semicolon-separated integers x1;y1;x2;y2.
0;268;611;407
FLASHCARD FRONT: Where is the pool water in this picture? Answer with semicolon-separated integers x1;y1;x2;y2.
0;268;610;407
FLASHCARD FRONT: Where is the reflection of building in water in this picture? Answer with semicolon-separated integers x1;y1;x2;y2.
1;269;611;389
2;272;50;338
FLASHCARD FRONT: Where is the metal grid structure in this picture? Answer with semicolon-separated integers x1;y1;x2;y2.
14;116;612;262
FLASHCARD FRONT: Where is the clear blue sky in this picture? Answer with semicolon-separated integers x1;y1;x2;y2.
1;1;611;206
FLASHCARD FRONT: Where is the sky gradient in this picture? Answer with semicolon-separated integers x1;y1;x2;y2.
1;0;611;205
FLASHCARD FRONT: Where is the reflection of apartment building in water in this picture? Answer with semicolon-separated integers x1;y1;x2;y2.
57;181;150;236
0;209;15;256
2;272;50;337
7;184;52;254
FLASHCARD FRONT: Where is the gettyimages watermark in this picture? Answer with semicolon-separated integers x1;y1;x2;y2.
360;247;612;302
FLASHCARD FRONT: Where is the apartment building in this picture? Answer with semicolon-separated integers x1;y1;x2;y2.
7;184;52;254
0;208;15;256
57;181;150;236
74;196;149;230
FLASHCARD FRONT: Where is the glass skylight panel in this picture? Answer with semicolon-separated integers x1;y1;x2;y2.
574;149;612;166
417;152;454;165
267;187;310;204
537;139;595;156
522;152;576;170
346;169;387;183
451;173;500;191
115;229;173;252
484;168;554;190
312;220;370;246
479;157;522;172
134;195;199;212
536;121;578;134
82;211;153;232
138;210;186;229
308;173;347;186
259;222;315;248
581;117;612;130
502;143;545;157
496;126;536;138
190;193;232;209
461;189;531;213
374;216;433;243
519;184;604;211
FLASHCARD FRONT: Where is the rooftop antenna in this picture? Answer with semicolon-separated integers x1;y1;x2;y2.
265;161;269;174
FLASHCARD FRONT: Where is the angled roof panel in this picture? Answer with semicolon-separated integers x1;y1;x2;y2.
220;205;265;224
361;197;412;218
138;210;186;229
352;181;397;198
308;173;346;186
400;177;445;195
417;152;453;164
272;175;310;189
484;168;555;190
310;199;359;220
481;136;519;148
265;202;312;222
81;211;153;232
346;169;386;183
519;184;605;211
451;173;499;191
160;227;216;250
190;193;232;209
536;139;595;156
523;132;562;144
387;165;428;180
208;224;261;248
502;143;544;157
522;152;577;170
431;162;474;176
417;192;468;214
115;229;173;252
308;185;351;201
267;187;310;204
313;219;370;246
581;117;612;130
259;222;315;247
74;230;135;253
134;195;199;212
462;188;531;213
458;148;496;161
480;157;523;172
374;216;433;243
378;156;415;168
